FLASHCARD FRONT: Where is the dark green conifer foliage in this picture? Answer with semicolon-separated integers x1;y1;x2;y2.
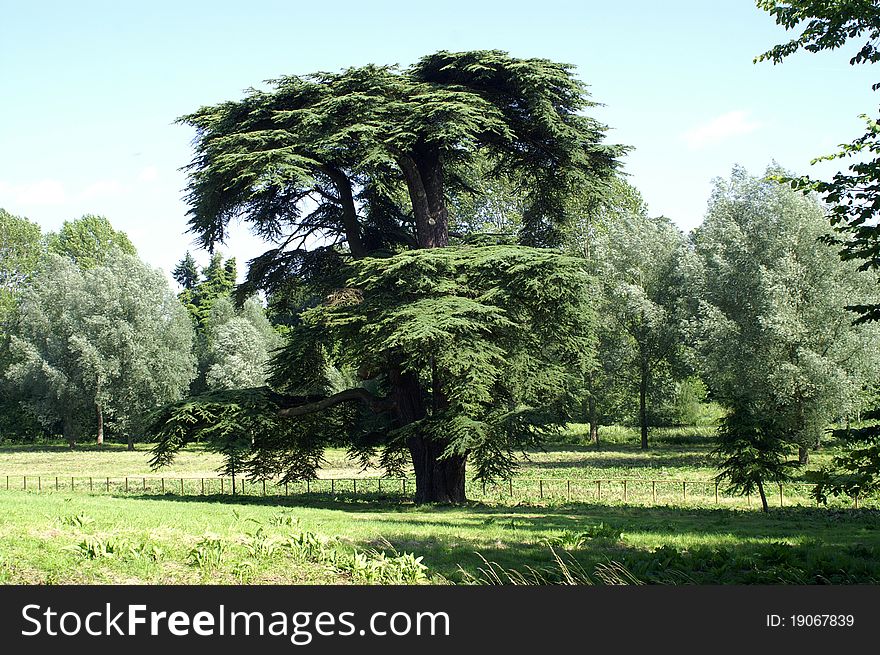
152;50;621;502
172;251;200;290
151;246;596;494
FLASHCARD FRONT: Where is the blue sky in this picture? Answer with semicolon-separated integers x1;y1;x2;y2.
2;0;877;283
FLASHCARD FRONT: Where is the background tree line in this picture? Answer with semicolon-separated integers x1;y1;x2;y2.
0;214;281;448
3;34;880;506
2;158;879;506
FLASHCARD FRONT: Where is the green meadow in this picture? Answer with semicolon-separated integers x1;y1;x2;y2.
1;426;877;585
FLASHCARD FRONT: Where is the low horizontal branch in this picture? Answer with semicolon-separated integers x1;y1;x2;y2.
275;387;395;418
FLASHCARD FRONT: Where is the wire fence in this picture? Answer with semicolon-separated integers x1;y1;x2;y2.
0;473;870;509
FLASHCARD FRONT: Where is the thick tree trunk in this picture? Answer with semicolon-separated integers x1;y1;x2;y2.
408;438;467;504
395;148;449;248
419;151;449;248
756;479;769;513
639;361;648;450
389;365;466;503
127;435;135;451
798;446;809;466
96;403;104;448
319;164;365;258
389;144;459;502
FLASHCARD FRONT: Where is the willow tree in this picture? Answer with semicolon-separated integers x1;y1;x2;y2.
152;50;622;502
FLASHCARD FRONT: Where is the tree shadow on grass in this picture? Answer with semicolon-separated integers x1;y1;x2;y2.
90;491;880;582
111;490;880;541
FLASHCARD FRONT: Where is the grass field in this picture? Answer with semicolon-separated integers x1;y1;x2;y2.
1;425;878;585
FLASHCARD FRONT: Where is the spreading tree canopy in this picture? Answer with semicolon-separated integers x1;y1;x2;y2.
151;50;623;502
694;166;880;510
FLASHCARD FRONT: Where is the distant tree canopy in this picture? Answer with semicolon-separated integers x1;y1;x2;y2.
0;209;44;325
561;181;695;446
172;251;278;395
757;0;880;322
757;0;880;504
5;251;195;448
594;212;691;449
203;295;282;391
0;208;47;440
694;166;880;510
47;214;136;269
152;49;624;502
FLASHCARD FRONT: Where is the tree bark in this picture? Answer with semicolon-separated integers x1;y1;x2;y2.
408;437;467;504
127;435;135;451
318;164;365;258
394;148;449;248
588;395;599;446
276;387;393;417
63;414;77;449
385;144;460;502
96;403;104;448
389;365;466;503
639;359;649;450
798;446;809;466
757;479;769;513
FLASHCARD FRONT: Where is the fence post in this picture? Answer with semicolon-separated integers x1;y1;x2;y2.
353;479;357;494
38;476;41;491
331;479;335;494
539;479;543;499
779;483;783;507
285;481;288;496
161;478;165;494
89;477;93;492
220;478;224;494
201;478;205;495
180;478;184;495
378;478;381;493
597;480;601;501
306;479;310;494
56;476;59;491
263;480;267;496
72;477;74;491
652;480;656;504
682;481;686;502
142;477;146;491
23;476;26;490
567;480;571;501
623;480;627;503
715;482;719;504
105;477;109;492
509;479;513;497
125;477;128;493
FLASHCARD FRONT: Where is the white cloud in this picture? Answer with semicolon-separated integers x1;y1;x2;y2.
138;166;159;183
683;110;762;150
78;179;126;201
0;179;68;206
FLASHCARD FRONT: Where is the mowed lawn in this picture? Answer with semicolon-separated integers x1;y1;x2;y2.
1;426;879;585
